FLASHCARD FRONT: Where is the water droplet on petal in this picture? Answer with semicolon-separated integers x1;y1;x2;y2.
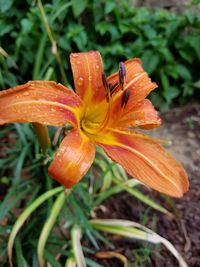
77;77;84;86
96;64;100;70
51;108;56;112
71;54;79;58
23;92;29;96
76;60;81;64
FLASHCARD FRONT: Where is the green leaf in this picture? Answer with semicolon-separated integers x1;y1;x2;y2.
193;80;200;88
142;51;159;74
105;2;116;14
176;64;192;80
0;0;14;12
188;35;200;60
72;0;88;17
0;21;13;36
160;70;170;92
163;86;180;103
178;50;193;63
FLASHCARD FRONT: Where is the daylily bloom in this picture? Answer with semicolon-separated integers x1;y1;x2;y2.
0;51;188;197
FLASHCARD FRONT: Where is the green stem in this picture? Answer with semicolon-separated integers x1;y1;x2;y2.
32;123;51;153
37;0;67;84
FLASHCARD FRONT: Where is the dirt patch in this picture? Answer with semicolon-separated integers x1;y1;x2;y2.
94;103;200;266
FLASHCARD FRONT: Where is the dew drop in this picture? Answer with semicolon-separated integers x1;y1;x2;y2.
71;54;79;58
76;60;81;65
96;64;100;70
51;108;56;112
23;92;29;96
77;77;84;86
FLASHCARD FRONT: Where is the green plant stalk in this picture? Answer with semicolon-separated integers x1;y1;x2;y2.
8;186;63;267
37;0;67;85
37;190;68;267
32;123;51;152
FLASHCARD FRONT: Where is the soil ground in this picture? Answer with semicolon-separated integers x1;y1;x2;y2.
95;103;200;267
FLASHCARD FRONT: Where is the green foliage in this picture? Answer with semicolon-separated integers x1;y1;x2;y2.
0;122;171;266
0;0;200;109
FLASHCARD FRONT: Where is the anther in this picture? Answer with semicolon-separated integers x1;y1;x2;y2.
119;62;126;89
121;90;130;108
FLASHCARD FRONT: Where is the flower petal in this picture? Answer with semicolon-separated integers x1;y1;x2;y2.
70;51;106;105
48;130;95;188
98;131;188;197
104;59;158;130
0;81;82;127
108;58;157;103
118;99;162;129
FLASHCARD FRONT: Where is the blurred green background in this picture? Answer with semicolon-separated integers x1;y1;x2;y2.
0;0;200;111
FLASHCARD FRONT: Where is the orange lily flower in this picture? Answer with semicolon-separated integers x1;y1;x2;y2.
0;51;188;197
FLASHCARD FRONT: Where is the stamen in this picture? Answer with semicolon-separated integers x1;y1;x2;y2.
121;90;130;108
109;82;120;95
102;72;109;91
119;62;126;89
102;72;111;102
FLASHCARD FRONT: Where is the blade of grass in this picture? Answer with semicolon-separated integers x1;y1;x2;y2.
85;258;103;267
43;67;54;80
44;250;62;267
15;237;28;267
90;219;188;267
14;144;30;181
8;186;63;267
71;226;86;267
14;124;28;146
94;179;139;206
113;177;170;215
65;257;76;267
33;34;47;80
0;185;32;220
37;190;68;267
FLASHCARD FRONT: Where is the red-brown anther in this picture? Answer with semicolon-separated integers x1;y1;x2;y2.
119;62;126;88
121;89;130;108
